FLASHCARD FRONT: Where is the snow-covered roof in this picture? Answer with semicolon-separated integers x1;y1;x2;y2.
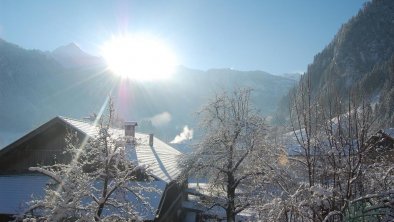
383;128;394;138
283;130;304;156
184;183;256;221
59;116;182;183
110;180;167;221
0;175;166;220
0;175;48;215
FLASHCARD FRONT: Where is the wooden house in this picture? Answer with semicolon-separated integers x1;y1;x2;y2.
364;129;394;162
0;116;186;221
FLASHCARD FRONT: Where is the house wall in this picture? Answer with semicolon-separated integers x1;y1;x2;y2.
0;123;76;174
0;214;13;222
156;180;186;222
0;119;187;221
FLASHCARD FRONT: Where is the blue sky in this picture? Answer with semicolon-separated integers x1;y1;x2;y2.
0;0;367;74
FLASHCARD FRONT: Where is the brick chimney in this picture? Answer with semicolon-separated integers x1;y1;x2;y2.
124;121;138;138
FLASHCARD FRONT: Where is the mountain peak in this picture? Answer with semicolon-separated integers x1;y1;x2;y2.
51;43;103;68
52;42;88;57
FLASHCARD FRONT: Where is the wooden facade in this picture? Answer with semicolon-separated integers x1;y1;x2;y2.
155;181;187;222
0;118;73;174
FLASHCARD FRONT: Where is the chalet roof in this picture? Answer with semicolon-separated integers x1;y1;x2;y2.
383;128;394;138
0;117;183;219
0;175;166;220
183;183;256;220
0;175;47;215
0;116;182;183
59;116;182;183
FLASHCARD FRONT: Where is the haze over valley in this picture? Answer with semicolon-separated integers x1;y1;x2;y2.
0;39;297;146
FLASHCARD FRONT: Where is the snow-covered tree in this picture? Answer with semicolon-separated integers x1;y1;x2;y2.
181;88;275;222
23;99;157;221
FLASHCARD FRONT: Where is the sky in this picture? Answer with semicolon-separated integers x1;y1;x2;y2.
0;0;368;75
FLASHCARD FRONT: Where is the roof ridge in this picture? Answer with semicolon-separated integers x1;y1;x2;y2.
59;116;130;131
58;115;93;125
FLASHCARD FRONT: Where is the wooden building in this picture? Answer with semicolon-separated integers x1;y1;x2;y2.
0;116;186;221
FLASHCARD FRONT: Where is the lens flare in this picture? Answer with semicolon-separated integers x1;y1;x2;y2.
101;34;178;81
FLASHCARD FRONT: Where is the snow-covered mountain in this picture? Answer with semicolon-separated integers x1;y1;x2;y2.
0;39;296;148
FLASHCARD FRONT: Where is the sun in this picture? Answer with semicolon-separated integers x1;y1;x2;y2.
100;34;178;81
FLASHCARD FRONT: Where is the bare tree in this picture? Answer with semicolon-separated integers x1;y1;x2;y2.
181;88;272;222
280;81;394;221
289;74;323;188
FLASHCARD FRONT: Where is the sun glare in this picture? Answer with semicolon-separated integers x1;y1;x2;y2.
101;34;178;81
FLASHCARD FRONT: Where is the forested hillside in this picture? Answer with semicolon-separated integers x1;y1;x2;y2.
277;0;394;126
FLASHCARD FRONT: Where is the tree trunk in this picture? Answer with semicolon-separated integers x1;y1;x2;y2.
95;177;108;221
227;173;236;222
226;190;236;222
96;170;109;221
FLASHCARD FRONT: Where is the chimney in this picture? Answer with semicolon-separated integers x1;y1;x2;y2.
124;121;138;138
149;134;154;147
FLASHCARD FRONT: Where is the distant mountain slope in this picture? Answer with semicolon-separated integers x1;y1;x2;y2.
309;0;393;95
0;39;296;147
278;0;394;126
0;39;115;146
0;39;66;130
